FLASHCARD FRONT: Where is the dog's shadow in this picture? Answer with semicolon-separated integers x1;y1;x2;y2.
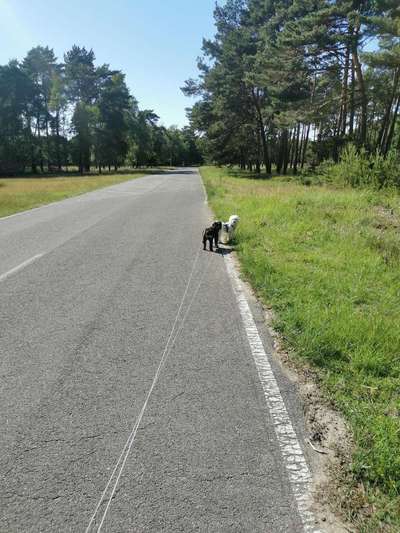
216;245;234;256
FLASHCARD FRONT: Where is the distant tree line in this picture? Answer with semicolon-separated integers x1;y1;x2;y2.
183;0;400;177
0;45;202;175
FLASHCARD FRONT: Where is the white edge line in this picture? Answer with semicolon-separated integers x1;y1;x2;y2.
0;254;44;282
0;197;70;222
224;254;321;533
197;168;208;204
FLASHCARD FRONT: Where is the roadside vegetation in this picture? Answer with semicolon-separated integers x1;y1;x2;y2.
0;170;152;218
201;165;400;531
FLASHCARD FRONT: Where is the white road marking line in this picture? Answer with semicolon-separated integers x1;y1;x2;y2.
0;202;56;222
198;169;209;204
0;254;44;283
85;249;210;532
224;254;321;533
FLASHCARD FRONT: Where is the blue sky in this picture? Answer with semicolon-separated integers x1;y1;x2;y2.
0;0;218;127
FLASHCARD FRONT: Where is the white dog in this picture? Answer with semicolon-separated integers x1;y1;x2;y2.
219;215;240;245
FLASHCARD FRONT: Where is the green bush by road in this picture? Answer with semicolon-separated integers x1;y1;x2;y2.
201;166;400;531
0;170;151;218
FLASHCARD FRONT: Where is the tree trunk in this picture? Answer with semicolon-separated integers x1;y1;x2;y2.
282;129;290;175
83;145;90;173
251;88;271;176
378;68;400;153
255;128;261;174
384;95;400;155
349;58;356;136
45;96;50;171
340;43;351;136
240;149;245;170
301;124;311;168
259;122;271;175
298;124;306;166
28;117;37;174
277;130;286;174
289;128;297;169
352;29;367;146
55;110;61;171
293;123;301;175
37;119;44;173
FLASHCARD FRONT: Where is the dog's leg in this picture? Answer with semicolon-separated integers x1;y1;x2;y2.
209;238;213;252
203;235;207;250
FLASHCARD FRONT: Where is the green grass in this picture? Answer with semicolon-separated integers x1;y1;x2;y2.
201;166;400;531
0;170;153;218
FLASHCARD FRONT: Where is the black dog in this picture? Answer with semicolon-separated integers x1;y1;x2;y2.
202;221;222;252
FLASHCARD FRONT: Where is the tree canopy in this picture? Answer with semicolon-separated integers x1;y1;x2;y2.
184;0;400;176
0;45;202;175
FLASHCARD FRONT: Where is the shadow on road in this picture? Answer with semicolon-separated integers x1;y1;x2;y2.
160;169;198;176
216;246;234;256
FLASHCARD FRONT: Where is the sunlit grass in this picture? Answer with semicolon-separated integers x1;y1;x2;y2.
0;170;151;218
201;165;400;531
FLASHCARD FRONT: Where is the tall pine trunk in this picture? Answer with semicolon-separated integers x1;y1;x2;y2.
55;109;61;171
339;43;351;136
282;129;290;175
349;59;356;136
45;96;50;170
255;128;261;174
251;88;271;176
378;68;400;153
289;128;297;169
352;27;367;146
293;123;301;175
301;124;311;168
384;95;400;155
277;129;287;174
28;116;37;174
37;118;44;172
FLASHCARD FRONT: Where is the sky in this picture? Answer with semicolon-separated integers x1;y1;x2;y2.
0;0;218;127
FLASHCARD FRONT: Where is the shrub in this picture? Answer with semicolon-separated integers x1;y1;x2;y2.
321;145;400;189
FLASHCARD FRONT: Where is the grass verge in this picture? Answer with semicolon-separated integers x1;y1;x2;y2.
0;170;153;218
200;166;400;531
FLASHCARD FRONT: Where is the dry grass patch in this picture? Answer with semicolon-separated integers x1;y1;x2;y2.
0;170;151;218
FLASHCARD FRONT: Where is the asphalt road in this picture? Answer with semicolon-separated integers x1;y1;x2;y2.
0;169;316;532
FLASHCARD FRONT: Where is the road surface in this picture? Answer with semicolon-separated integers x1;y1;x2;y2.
0;169;319;532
